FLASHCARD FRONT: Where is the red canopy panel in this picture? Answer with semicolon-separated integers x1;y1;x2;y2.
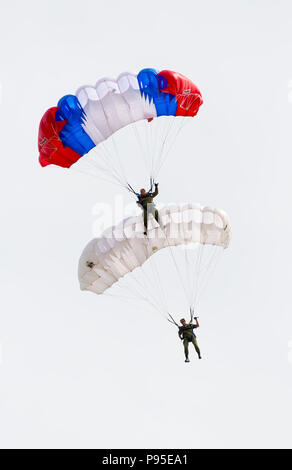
158;70;203;117
38;107;82;168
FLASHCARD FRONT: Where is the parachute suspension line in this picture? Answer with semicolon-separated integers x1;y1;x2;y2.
162;226;193;308
106;286;167;322
143;118;154;181
189;243;202;310
106;278;167;320
148;117;162;182
150;117;166;181
105;290;142;304
152;116;176;181
152;116;179;181
72;159;126;190
199;244;220;275
143;238;170;317
144;297;169;320
122;241;168;318
138;256;164;307
99;141;127;183
130;250;162;306
74;141;116;183
197;250;222;303
167;312;179;328
192;245;210;308
118;270;153;306
108;133;130;188
141;118;149;162
175;230;194;309
128;266;168;319
149;118;156;182
153;116;175;180
117;271;155;301
147;116;160;182
125;182;138;195
190;242;204;312
154;116;171;163
198;246;221;285
193;247;223;308
191;245;220;311
178;216;198;310
141;117;158;184
113;278;150;304
155;117;190;180
154;117;187;179
183;242;195;309
129;231;170;317
86;138;128;188
90;145;128;188
135;261;169;318
155;117;171;167
142;119;152;180
144;115;174;184
131;121;150;177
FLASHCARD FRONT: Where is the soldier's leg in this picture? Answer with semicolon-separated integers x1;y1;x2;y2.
154;208;159;224
148;206;157;229
183;338;189;360
191;337;201;359
149;207;160;227
143;208;148;233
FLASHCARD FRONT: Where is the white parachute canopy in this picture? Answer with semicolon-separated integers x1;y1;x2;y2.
78;204;231;318
76;73;157;145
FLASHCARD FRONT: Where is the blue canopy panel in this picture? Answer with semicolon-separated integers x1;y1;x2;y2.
56;95;95;156
137;68;177;117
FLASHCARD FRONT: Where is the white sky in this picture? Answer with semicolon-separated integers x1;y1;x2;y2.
1;0;292;449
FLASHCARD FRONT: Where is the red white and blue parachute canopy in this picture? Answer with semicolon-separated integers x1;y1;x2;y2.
38;68;203;169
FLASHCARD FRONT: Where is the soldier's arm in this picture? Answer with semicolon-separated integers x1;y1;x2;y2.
152;183;159;198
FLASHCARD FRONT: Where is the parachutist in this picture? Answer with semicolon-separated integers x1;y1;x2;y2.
178;317;201;362
136;183;160;234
